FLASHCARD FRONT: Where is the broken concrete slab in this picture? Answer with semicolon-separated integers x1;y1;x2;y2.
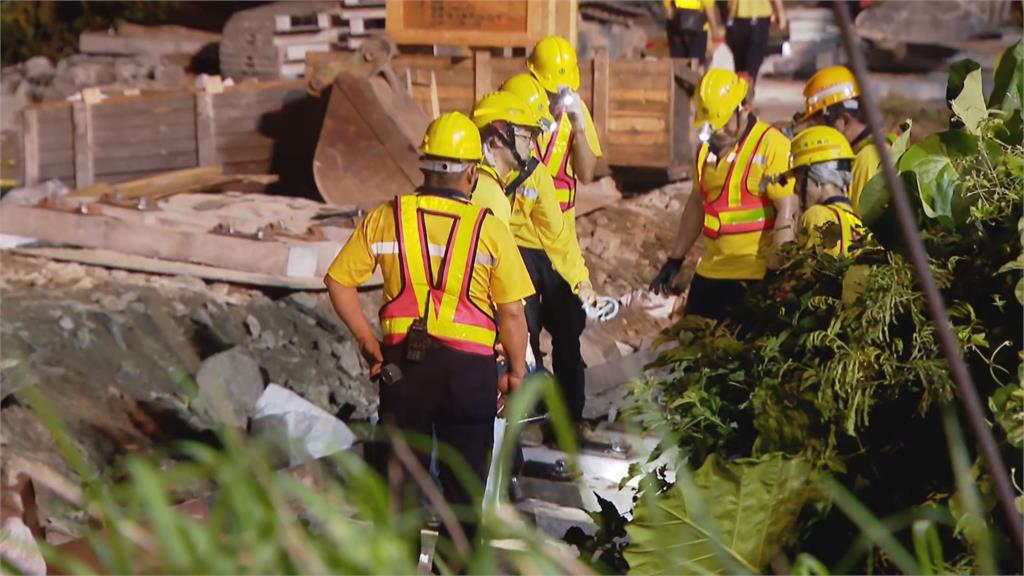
194;347;265;428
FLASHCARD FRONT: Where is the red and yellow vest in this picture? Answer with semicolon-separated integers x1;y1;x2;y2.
378;194;498;356
697;121;779;239
537;111;576;212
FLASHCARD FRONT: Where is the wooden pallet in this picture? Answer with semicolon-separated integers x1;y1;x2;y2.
21;79;321;189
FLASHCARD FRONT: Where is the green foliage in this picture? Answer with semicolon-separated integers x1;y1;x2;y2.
627;47;1024;574
626;454;816;574
1;2;178;65
988;41;1024;114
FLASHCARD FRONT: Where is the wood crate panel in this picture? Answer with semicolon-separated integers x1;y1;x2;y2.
92;122;197;145
94;151;197;174
93;137;198;161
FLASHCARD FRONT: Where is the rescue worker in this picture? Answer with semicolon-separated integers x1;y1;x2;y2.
800;65;887;215
470;89;597;433
724;0;787;88
663;0;724;65
649;68;797;324
324;111;534;564
789;126;865;258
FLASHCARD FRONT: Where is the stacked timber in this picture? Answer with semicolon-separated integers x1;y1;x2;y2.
220;1;386;80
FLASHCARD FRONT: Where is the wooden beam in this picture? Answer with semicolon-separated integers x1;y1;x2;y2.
22;108;40;186
72;101;95;187
473;50;492;103
195;91;216;166
0;205;342;280
13;247;328;290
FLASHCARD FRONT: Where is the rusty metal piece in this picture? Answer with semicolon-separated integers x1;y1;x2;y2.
36;197;103;215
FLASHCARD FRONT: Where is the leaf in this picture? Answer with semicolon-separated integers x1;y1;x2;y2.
625;454;817;574
898;131;979;230
890;119;913;159
988;40;1024;113
947;59;987;133
989;382;1024;448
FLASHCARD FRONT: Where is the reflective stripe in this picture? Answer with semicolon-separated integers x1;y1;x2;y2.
719;206;774;225
370;241;399;255
374;240;495;267
806;81;857;107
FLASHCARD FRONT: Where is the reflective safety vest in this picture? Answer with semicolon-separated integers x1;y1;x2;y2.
697;121;778;239
378;194;498;356
673;0;703;9
819;199;864;257
537;111;576;212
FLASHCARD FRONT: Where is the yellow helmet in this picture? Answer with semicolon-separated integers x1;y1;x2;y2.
500;73;555;128
527;35;580;93
695;68;748;132
802;65;860;121
419;111;482;161
471;90;542;130
789;126;854;170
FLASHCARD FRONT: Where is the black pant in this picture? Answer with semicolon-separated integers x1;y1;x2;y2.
726;17;771;80
371;341;497;562
683;273;753;326
666;19;708;63
519;247;587;422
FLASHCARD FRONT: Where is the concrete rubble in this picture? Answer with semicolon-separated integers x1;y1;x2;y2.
0;251;381;542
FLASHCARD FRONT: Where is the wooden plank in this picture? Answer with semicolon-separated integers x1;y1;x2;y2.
92;137;198;160
39;149;75;168
215;132;275;149
473;50;492;102
93;151;197;174
607;131;667;146
22;108;39;186
70;166;223;198
607;117;665;132
72;101;94;187
92;124;196;146
89;109;196;131
12;248;329;291
606;145;665;168
195;91;216;166
0;205;334;280
88;96;195;118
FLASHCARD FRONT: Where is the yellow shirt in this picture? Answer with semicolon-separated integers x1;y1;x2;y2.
326;193;535;310
695;122;795;280
471;166;512;226
664;0;714;10
728;0;773;18
801;201;864;258
850;139;882;216
474;164;590;290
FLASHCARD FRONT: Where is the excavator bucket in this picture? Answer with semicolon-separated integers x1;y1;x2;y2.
311;37;429;209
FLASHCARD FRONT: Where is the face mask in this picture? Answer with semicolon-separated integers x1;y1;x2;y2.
482;141;498;170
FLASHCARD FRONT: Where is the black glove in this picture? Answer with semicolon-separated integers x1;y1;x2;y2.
649;257;683;295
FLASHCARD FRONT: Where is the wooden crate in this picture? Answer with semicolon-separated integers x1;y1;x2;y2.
385;0;577;49
391;52;693;175
21;80;324;189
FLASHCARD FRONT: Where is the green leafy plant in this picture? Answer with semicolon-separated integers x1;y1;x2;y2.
624;41;1023;574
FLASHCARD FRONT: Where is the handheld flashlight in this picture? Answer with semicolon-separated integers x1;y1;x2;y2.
697;122;713;143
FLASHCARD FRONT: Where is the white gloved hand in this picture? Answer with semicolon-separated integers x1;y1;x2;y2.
560;88;586;128
577;281;599;308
